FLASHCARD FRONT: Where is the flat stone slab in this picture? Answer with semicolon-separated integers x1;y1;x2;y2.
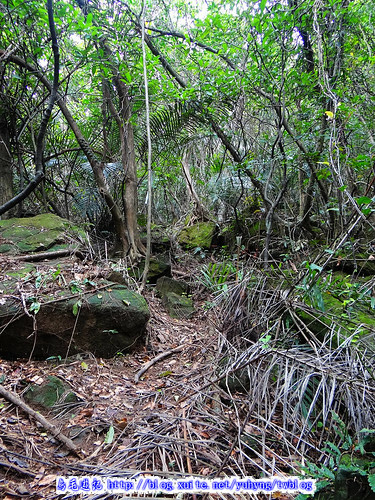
0;213;85;255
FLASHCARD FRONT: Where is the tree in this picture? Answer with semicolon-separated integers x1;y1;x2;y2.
0;0;374;255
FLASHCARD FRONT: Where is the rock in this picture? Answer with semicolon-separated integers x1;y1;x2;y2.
295;276;375;348
147;256;171;282
0;213;85;255
107;270;128;286
332;454;375;500
140;225;171;252
134;255;171;284
155;276;193;318
161;292;194;319
0;268;150;359
156;276;189;297
24;376;78;409
178;222;216;249
218;364;250;393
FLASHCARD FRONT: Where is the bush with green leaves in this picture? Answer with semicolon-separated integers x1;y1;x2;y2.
199;261;237;292
297;412;375;500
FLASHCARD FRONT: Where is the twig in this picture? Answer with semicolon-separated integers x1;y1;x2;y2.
134;345;184;383
182;408;197;500
0;457;36;477
0;385;82;458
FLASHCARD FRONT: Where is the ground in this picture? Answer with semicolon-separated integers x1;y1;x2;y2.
0;256;242;499
0;256;310;500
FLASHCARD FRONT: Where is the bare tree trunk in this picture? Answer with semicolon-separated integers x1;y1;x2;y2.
181;152;208;221
0;112;13;218
102;75;145;259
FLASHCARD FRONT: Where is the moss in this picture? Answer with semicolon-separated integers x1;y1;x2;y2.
162;292;194;318
0;214;86;255
246;219;266;237
24;375;77;409
296;288;375;346
5;263;36;279
0;243;16;253
0;274;150;358
81;284;149;315
178;222;216;249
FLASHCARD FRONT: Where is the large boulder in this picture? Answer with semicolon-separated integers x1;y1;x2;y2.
0;266;150;359
0;213;85;255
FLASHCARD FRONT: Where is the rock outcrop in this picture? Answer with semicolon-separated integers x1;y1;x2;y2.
0;214;150;359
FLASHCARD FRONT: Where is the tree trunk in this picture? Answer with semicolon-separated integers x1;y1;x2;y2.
0;51;129;254
181;152;208;221
0;112;13;218
102;74;145;259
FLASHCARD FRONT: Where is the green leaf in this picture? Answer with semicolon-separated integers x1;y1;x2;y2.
30;301;41;314
260;0;267;13
83;278;96;287
86;12;93;26
104;425;115;444
356;196;372;205
35;274;43;289
72;300;82;316
368;474;375;492
362;207;372;216
310;263;323;272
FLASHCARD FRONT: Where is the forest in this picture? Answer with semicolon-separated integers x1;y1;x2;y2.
0;0;375;498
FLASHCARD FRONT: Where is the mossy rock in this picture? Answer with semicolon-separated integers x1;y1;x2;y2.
178;222;216;249
24;376;78;409
162;292;194;319
156;276;189;297
0;270;150;359
0;213;86;255
296;288;375;346
133;255;171;284
331;454;375;500
219;369;250;393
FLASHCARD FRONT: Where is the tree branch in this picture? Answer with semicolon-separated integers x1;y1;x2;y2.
0;0;59;216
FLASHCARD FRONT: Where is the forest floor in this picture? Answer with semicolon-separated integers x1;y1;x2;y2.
0;257;297;500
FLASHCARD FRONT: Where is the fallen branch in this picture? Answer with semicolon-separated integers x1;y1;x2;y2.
134;345;184;383
12;248;84;262
0;385;83;458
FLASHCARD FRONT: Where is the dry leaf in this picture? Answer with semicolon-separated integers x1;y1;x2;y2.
38;474;57;486
115;418;128;429
199;431;210;439
30;375;44;385
199;467;211;476
79;408;93;418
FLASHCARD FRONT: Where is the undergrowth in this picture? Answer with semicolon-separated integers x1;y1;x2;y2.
198;254;375;497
